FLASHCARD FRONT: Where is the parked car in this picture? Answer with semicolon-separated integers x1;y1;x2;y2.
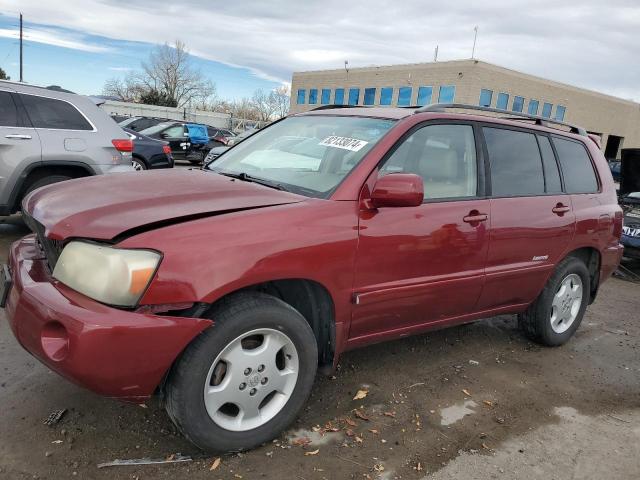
139;121;210;164
3;104;623;453
124;128;174;170
609;160;621;183
205;126;236;146
118;116;170;132
0;80;134;216
204;129;256;164
620;192;640;259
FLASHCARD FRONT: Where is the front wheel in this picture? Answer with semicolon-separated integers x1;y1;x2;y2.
164;292;318;452
518;256;590;346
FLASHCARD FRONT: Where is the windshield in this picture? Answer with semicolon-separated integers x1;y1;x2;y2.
207;115;396;197
139;122;175;136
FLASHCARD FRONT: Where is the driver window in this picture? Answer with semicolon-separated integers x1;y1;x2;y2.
380;124;478;200
164;125;185;138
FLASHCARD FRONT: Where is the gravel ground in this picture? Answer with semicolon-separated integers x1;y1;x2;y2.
0;214;638;480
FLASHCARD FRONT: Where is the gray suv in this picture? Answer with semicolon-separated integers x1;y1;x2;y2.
0;81;134;215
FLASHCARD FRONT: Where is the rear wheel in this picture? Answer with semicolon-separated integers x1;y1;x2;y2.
131;158;147;171
518;256;590;346
164;292;318;452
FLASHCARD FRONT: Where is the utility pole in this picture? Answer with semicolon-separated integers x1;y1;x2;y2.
19;13;23;82
471;25;478;59
434;45;439;62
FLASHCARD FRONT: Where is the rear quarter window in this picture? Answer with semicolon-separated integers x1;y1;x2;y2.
553;137;599;193
20;94;93;131
0;91;19;127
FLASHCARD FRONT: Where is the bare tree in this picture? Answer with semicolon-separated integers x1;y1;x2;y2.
102;74;145;102
271;85;291;119
251;89;277;121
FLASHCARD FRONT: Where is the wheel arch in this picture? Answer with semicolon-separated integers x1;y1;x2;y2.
564;246;601;303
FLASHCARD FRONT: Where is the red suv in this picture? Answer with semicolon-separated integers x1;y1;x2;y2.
2;104;623;452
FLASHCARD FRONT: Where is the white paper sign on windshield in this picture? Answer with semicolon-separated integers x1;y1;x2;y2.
319;136;369;152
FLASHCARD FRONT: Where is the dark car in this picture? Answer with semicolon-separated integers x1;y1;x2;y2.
139;122;210;164
124;128;173;171
621;192;640;259
204;129;257;164
3;104;623;453
119;116;170;132
610;161;621;183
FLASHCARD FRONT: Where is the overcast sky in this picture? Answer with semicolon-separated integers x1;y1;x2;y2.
1;0;639;100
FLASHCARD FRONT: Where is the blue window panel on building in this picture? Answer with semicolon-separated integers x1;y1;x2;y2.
555;105;566;121
348;88;360;105
297;89;306;104
438;85;456;103
542;102;553;118
417;86;433;106
380;87;393;105
364;88;376;105
496;92;509;110
397;87;412;106
528;99;539;115
479;89;493;107
334;88;345;105
321;89;331;104
308;89;318;104
512;96;524;112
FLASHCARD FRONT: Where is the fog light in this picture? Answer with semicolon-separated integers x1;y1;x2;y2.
41;322;69;362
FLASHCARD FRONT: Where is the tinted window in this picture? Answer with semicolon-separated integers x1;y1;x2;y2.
528;99;539;115
0;91;18;127
417;86;433;106
496;92;509;110
397;87;412;106
296;89;306;104
348;88;360;105
484;127;544;196
364;88;376;105
542;102;553;118
334;88;344;105
321;88;331;104
380;87;393;105
512;96;524;112
479;89;493;107
380;124;477;200
308;89;318;105
553;137;598;193
20;94;92;130
438;85;456;103
537;136;562;193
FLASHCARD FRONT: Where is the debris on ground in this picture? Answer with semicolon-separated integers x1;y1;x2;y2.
462;389;472;396
97;454;192;468
304;449;320;456
43;409;67;427
353;389;368;400
469;360;480;365
209;457;221;471
354;409;370;421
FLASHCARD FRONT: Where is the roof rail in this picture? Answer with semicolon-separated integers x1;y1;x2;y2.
415;103;587;136
310;104;364;111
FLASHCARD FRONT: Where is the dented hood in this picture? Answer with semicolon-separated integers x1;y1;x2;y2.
23;169;305;241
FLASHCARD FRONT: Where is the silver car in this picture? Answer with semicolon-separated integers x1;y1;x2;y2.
0;81;133;215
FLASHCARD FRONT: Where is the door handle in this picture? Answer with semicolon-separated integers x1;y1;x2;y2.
463;211;488;224
5;134;32;140
552;203;570;215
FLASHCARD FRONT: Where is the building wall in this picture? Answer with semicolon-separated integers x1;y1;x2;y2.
290;60;640;157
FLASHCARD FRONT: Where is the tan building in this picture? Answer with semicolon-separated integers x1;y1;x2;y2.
290;59;640;159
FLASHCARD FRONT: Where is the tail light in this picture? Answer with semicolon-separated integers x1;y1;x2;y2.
162;145;171;155
112;139;134;152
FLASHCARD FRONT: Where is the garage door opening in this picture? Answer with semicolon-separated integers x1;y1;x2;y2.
605;135;624;160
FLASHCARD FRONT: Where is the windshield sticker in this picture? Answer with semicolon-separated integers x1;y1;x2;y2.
319;136;369;152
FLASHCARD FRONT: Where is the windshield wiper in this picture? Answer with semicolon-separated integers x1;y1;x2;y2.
216;171;288;192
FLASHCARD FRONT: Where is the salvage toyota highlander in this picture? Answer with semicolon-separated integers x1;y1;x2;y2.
1;104;623;452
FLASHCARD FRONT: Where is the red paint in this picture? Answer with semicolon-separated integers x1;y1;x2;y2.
6;108;623;401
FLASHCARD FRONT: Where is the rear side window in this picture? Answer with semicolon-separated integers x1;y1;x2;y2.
20;94;93;130
484;127;544;196
553;137;599;193
0;91;18;127
537;136;562;193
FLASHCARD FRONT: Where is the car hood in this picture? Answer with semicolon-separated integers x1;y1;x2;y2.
23;169;305;241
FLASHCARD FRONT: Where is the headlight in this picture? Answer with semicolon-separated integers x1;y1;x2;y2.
53;241;161;307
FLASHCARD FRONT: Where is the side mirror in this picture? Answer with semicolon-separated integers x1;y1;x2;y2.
370;173;423;208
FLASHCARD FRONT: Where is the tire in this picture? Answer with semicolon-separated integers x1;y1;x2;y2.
164;292;318;452
25;175;72;195
518;256;590;346
131;157;147;171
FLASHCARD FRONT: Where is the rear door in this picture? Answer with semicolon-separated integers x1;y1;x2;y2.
476;126;575;310
0;89;41;213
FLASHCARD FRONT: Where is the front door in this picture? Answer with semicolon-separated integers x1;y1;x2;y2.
163;125;190;159
351;123;490;341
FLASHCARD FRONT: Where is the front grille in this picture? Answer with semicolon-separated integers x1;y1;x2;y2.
23;212;64;271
